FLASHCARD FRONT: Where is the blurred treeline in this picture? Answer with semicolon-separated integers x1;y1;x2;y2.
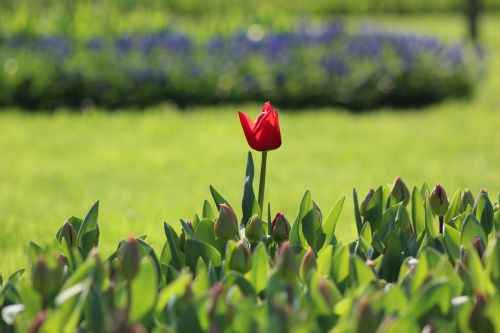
0;0;498;37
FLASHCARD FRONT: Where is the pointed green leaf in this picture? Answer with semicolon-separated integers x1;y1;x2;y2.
209;185;231;211
202;200;215;219
322;197;345;249
185;239;221;272
248;243;269;293
353;188;363;235
163;222;182;270
443;225;461;262
76;201;100;258
411;187;425;236
242;151;259;226
130;256;157;322
461;214;487;248
444;189;462;225
474;192;494;236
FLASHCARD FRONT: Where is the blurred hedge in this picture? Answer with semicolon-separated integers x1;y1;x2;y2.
0;22;483;110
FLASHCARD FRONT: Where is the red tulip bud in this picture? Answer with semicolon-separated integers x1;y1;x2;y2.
429;184;449;216
318;279;335;307
390;176;410;206
228;240;252;274
299;249;317;280
58;220;77;248
214;204;239;241
271;212;291;243
274;241;298;284
119;236;140;281
245;214;263;242
31;257;61;298
28;311;47;333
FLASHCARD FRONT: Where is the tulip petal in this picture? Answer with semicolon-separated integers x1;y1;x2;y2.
238;111;258;148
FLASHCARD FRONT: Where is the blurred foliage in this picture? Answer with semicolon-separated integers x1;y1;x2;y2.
0;22;483;110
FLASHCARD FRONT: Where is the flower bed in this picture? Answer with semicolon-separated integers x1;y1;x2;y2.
0;22;483;110
1;103;499;331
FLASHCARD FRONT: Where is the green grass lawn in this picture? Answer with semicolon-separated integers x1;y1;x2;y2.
1;13;500;275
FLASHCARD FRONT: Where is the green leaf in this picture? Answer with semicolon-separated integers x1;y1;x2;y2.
296;190;322;250
76;201;100;258
223;272;255;298
194;218;225;253
248;243;269;293
352;188;363;235
363;186;384;231
209;185;231;211
443;225;461;262
466;247;495;295
474;192;494;236
424;198;438;238
411;187;425;236
163;222;183;270
349;255;375;287
241;151;260;226
155;274;191;314
380;233;405;282
406;280;451;319
360;221;372;245
317;245;333;277
185;239;221;272
331;244;349;286
485;237;500;285
494;210;500;232
289;191;311;248
395;204;411;231
130;256;158;322
180;219;195;239
84;286;111;332
322;197;345;249
461;214;487;248
202;200;215;219
444;189;462;225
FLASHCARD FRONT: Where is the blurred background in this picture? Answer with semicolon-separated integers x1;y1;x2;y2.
1;0;499;274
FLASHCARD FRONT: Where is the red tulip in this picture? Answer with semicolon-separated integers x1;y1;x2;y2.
238;101;282;151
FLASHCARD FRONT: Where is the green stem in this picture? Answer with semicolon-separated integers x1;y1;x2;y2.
258;151;268;219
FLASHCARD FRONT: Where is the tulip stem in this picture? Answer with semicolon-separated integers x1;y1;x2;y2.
439;216;444;235
258;151;268;219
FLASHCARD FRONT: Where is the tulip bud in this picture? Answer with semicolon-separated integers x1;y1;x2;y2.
390;176;410;206
429;184;449;216
58;220;77;248
299;249;317;280
245;214;263;242
228;240;251;274
461;189;475;211
28;311;47;333
360;189;375;217
472;236;485;257
318;279;334;307
274;241;298;284
32;258;58;297
271;212;290;243
214;204;239;241
119;236;140;281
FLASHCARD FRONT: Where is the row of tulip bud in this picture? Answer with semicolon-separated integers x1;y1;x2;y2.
360;176;473;234
213;203;291;243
